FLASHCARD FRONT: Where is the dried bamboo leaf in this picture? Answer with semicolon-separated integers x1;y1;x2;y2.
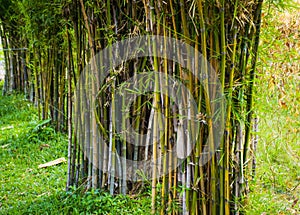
38;157;67;168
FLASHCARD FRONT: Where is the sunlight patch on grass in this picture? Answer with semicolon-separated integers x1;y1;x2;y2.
246;3;300;214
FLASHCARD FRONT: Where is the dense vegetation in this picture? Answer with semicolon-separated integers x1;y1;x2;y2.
0;0;298;214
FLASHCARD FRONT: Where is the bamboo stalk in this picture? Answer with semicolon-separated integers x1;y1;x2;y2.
244;0;263;164
219;1;227;213
121;91;127;194
109;87;116;195
224;24;238;215
160;15;169;215
66;23;74;189
197;1;217;214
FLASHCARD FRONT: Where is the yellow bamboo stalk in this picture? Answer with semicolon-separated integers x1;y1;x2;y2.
196;1;217;214
160;14;169;215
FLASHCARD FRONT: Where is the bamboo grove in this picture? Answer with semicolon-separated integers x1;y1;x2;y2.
0;0;264;214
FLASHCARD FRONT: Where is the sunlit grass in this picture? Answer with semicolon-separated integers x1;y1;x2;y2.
246;3;300;214
0;82;68;214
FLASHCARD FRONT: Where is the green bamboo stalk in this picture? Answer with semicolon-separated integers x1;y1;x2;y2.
109;86;116;195
160;15;170;214
147;0;159;212
66;23;74;189
79;0;98;189
224;24;238;215
121;90;127;194
58;53;66;133
190;36;198;215
235;15;251;207
133;62;142;182
192;36;207;215
151;71;159;214
219;0;227;213
220;0;226;90
168;3;180;214
179;2;195;213
243;0;263;165
197;1;217;214
33;46;41;120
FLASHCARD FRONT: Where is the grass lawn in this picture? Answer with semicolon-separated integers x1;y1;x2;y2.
0;87;69;214
246;3;300;214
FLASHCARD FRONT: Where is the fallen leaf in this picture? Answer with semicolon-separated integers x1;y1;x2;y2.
1;125;14;131
38;157;67;168
39;144;50;150
1;144;10;149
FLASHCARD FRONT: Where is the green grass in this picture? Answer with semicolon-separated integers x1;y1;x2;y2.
0;82;68;214
0;81;153;214
246;4;300;214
